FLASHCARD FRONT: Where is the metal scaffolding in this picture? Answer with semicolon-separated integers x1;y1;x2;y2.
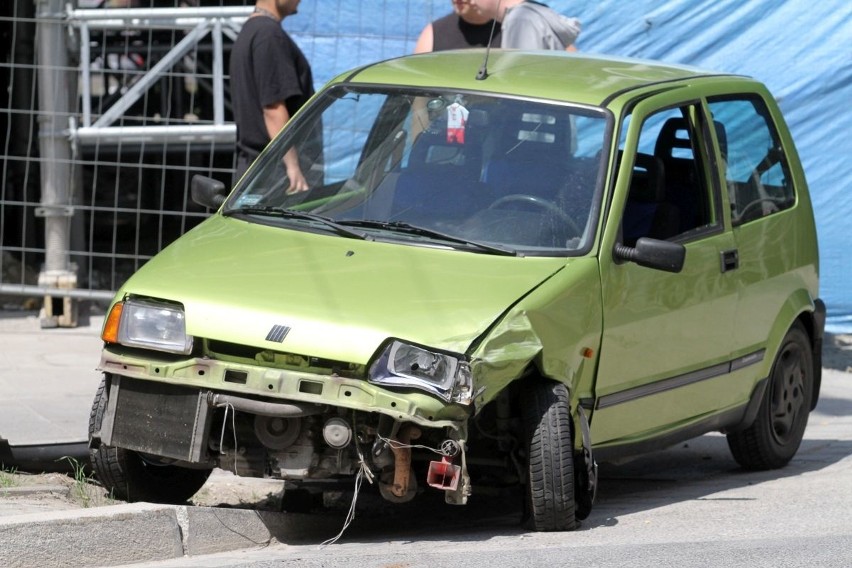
69;5;250;147
9;4;252;326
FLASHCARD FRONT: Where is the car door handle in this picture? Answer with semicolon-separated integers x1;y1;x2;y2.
721;249;739;273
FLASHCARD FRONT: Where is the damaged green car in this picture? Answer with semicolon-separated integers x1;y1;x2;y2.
88;50;824;531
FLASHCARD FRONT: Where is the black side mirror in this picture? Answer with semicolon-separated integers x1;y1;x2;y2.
191;175;227;209
613;237;686;273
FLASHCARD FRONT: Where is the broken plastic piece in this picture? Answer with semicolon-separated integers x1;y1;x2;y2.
427;456;461;491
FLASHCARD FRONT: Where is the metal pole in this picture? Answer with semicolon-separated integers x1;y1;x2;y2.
80;23;91;127
0;283;114;302
75;124;236;146
67;5;251;25
36;0;78;327
213;18;224;125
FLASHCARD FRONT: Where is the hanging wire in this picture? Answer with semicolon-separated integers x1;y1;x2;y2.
215;399;239;475
318;431;375;548
375;432;460;457
318;423;463;547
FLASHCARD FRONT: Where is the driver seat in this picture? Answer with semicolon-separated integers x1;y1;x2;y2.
482;109;571;203
622;153;680;245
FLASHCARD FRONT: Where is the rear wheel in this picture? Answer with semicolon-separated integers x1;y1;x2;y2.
88;377;212;503
521;379;577;531
727;322;813;470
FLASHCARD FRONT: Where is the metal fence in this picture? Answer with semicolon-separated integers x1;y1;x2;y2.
5;0;441;327
1;0;258;325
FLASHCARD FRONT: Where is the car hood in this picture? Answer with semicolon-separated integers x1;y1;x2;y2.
119;216;569;363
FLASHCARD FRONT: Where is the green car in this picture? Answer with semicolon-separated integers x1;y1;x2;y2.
88;50;824;531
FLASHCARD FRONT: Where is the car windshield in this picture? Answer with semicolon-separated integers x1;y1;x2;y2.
225;86;609;255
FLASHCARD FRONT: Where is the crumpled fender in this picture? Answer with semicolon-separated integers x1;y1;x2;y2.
467;258;603;411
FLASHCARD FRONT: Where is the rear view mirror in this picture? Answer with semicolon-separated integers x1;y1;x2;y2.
191;175;227;209
613;237;686;273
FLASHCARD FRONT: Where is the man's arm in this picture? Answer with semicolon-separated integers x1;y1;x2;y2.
414;22;434;53
263;101;308;193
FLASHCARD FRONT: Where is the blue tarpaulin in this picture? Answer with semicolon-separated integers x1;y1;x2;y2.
286;0;852;331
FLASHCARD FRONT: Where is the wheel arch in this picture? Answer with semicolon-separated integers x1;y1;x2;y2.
500;367;598;513
760;289;824;412
798;298;825;411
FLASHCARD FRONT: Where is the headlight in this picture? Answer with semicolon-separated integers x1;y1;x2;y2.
368;341;473;404
103;298;193;355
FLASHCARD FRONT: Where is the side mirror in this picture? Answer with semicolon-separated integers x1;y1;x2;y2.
191;175;227;209
613;237;686;273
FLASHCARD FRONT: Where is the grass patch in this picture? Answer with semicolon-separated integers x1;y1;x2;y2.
60;456;98;507
0;466;19;494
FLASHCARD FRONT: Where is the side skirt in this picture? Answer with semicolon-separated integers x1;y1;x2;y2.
593;376;768;463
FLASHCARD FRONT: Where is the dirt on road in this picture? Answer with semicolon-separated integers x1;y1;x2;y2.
0;467;286;517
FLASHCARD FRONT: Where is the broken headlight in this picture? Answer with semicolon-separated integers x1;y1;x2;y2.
368;341;472;404
102;298;193;355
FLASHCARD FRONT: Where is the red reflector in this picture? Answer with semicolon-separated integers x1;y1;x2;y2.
426;457;460;491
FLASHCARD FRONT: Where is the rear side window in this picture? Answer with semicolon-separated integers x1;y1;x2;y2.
707;97;795;225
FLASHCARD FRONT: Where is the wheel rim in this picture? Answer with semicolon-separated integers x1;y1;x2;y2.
770;341;807;444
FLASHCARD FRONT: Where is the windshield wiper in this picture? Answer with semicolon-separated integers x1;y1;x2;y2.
338;220;520;256
225;206;368;240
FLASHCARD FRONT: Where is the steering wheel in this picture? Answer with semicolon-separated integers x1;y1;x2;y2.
488;194;582;237
735;197;782;223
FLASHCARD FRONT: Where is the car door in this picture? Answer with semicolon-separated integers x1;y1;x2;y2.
706;93;815;367
591;95;743;448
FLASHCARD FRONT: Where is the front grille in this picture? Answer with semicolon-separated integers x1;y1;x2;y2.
107;376;211;463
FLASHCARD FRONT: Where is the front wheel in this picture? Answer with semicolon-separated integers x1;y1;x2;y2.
727;322;813;470
521;379;577;531
88;377;212;503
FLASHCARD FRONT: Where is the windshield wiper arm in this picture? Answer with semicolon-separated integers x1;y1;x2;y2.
339;220;520;256
225;206;368;240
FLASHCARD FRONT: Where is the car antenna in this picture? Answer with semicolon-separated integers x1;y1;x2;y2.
476;0;502;81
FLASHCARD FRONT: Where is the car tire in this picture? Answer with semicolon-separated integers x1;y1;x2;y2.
521;379;577;531
727;322;813;470
88;377;212;503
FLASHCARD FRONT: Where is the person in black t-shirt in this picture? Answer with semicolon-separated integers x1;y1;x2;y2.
230;0;313;190
414;0;502;53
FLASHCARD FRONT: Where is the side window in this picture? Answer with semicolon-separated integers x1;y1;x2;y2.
707;97;795;225
619;105;716;245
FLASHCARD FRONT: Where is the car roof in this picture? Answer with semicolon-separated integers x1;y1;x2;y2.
336;49;741;108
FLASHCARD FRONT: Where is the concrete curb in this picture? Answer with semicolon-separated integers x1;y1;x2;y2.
0;502;304;567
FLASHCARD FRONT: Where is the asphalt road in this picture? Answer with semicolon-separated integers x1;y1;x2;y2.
124;367;852;568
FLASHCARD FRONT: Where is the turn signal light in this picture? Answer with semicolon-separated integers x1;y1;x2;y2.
101;302;124;343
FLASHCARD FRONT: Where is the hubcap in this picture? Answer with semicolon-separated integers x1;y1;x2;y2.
770;342;806;444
